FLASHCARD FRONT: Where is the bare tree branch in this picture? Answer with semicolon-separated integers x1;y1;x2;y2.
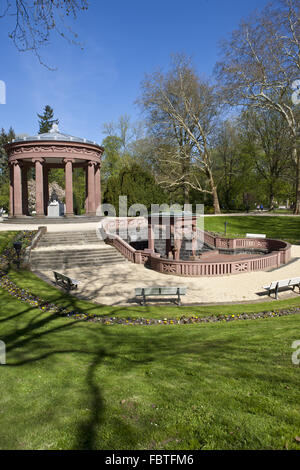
0;0;89;69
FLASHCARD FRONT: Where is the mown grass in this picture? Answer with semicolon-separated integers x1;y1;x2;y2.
0;287;300;450
203;216;300;244
1;228;300;449
0;231;19;251
8;267;300;320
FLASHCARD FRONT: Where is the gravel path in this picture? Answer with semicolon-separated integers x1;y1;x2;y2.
35;245;300;306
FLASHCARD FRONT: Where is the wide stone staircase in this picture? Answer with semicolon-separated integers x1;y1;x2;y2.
30;230;127;270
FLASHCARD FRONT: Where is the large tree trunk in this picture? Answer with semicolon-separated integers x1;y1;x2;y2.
269;182;275;210
184;184;189;204
209;175;220;214
212;186;221;214
206;167;221;214
293;144;300;214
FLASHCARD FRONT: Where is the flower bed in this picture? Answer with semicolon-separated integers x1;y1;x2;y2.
0;230;36;271
0;270;300;326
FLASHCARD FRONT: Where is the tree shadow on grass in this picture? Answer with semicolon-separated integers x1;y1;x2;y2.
2;280;299;449
1;283;142;449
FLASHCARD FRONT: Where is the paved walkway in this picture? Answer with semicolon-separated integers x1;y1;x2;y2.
35;245;300;306
0;210;299;232
0;221;100;232
2;218;300;306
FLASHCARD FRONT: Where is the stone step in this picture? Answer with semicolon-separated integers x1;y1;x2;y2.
40;231;99;236
31;258;125;269
37;233;103;246
31;253;124;260
39;234;100;239
38;237;102;241
32;247;120;254
31;254;125;262
37;240;104;247
30;229;127;270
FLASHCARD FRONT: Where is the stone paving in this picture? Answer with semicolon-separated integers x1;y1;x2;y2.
34;245;300;306
1;219;300;306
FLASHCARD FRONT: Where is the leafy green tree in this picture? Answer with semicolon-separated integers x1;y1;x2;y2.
101;136;123;180
0;127;15;178
0;127;15;210
103;163;169;215
101;115;145;183
73;168;86;215
216;0;300;213
240;108;293;208
0;180;9;211
37;105;59;134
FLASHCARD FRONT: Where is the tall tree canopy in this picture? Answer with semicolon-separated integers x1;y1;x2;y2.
138;54;221;213
239;108;293;207
216;0;300;212
103;163;169;215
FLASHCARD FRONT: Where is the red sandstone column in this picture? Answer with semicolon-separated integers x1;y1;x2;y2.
64;158;74;217
87;161;96;215
21;166;29;216
147;222;155;252
191;217;198;256
43;167;49;216
9;164;14;217
94;163;101;215
33;158;44;217
174;238;182;260
85;166;89;214
174;222;182;260
166;236;172;258
13;161;23;217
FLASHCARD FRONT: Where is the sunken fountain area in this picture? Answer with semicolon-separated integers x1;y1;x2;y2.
102;220;291;277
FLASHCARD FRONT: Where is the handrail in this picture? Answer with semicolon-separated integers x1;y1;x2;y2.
99;217;292;276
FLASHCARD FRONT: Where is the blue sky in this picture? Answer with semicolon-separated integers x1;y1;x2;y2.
0;0;269;144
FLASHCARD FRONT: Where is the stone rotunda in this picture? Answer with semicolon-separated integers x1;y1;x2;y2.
5;124;104;218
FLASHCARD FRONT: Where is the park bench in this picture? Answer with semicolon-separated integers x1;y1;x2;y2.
53;271;80;291
246;233;266;238
263;277;300;300
135;286;187;306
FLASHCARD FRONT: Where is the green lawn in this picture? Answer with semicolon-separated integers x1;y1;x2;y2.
7;267;300;319
0;231;19;251
203;216;300;244
0;286;300;450
1;225;300;449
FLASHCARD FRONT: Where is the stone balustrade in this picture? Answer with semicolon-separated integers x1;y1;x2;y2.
99;218;291;277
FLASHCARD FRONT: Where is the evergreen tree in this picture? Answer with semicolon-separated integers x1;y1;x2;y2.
103;163;169;215
37;105;59;133
0;127;15;178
